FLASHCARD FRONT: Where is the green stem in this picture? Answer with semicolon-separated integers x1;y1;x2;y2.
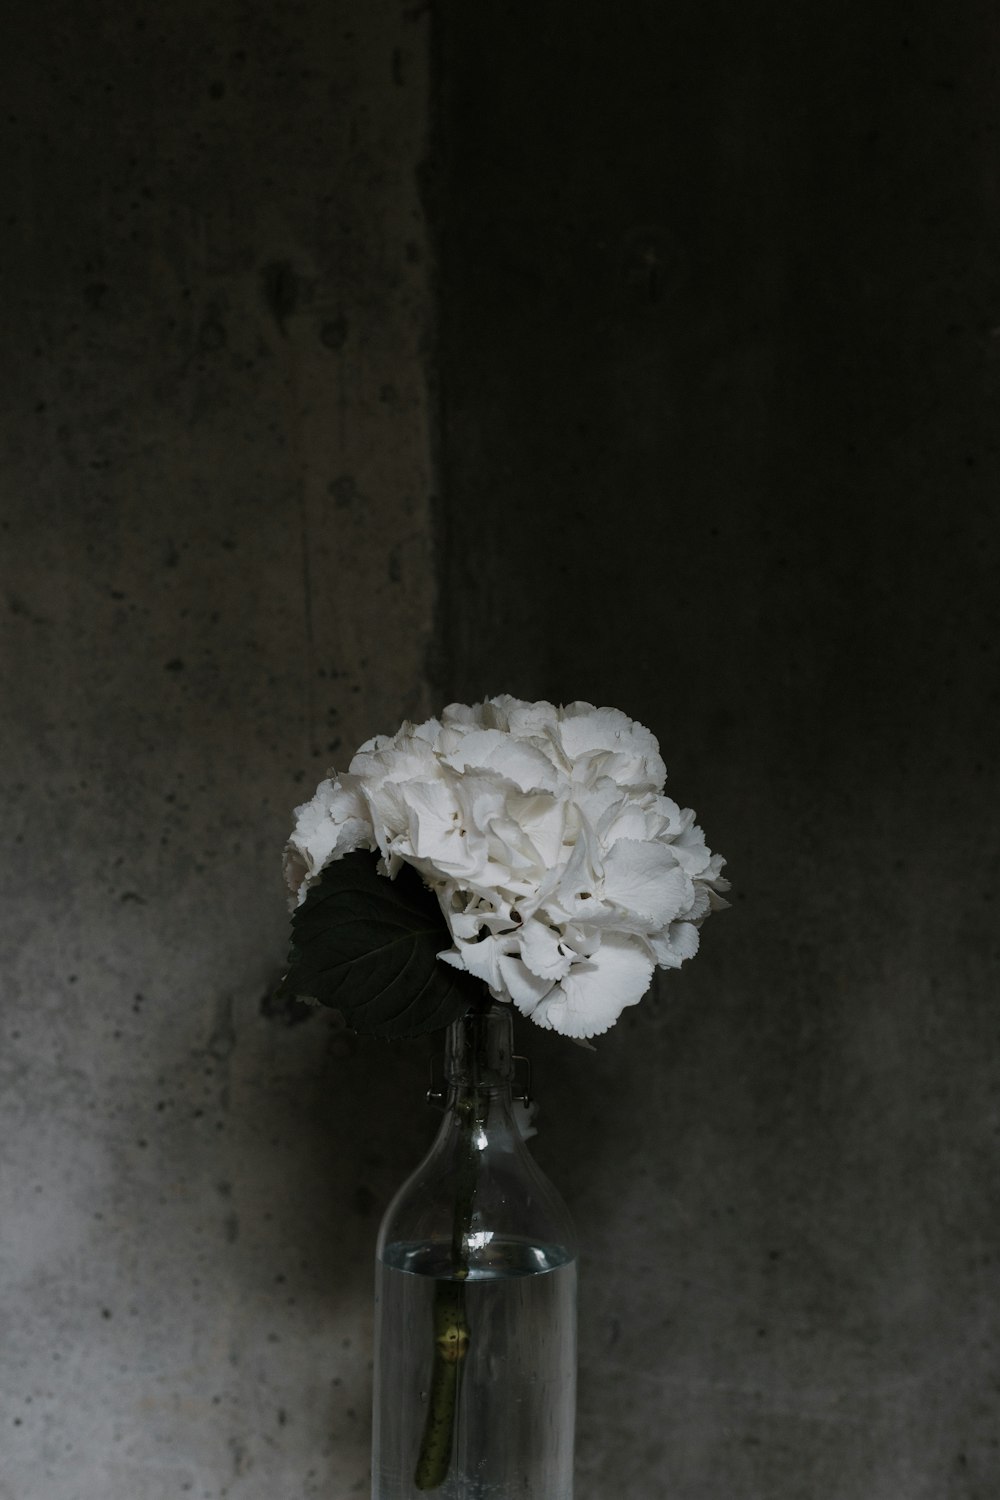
413;1277;469;1490
414;1016;488;1490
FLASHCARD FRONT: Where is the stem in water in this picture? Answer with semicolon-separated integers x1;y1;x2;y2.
413;1015;487;1490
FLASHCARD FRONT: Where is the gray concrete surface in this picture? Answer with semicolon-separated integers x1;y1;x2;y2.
1;3;435;1496
2;2;999;1499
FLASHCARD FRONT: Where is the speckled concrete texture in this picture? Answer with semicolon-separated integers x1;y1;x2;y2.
1;3;434;1497
430;3;1000;1498
5;3;1000;1499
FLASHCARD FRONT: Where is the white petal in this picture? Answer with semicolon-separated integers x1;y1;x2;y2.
282;845;310;905
652;796;695;838
360;777;413;853
679;884;712;923
451;772;509;834
519;918;573;981
601;839;692;927
650;921;701;968
498;952;554;1013
449;909;487;940
399;778;461;858
530;935;654;1038
284;775;375;903
596;793;661;847
556;816;603;907
495;696;561;739
505;792;569;869
670;830;714;877
349;735;437;788
485;812;543;873
440;730;560;794
554;920;601;959
512;1098;538;1139
571;779;624;833
557;706;666;789
440;701;488;729
438;946;467;971
449;933;504;991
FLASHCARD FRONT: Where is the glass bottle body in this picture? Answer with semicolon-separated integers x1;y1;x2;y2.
371;1005;577;1500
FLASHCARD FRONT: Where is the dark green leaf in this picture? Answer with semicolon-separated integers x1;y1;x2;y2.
279;850;482;1038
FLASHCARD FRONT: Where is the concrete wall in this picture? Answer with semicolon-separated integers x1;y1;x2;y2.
3;2;999;1499
430;3;1000;1498
1;3;436;1496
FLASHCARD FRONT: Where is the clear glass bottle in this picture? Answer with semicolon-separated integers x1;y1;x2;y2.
372;1002;577;1500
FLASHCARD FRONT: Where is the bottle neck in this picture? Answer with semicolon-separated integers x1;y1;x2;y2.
374;995;577;1271
443;1002;518;1126
445;1001;515;1089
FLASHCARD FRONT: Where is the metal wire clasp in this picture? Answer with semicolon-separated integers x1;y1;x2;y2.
426;1054;533;1108
426;1059;446;1108
512;1054;532;1107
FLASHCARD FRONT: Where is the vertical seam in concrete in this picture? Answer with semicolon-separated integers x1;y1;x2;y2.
418;1;454;705
297;476;316;756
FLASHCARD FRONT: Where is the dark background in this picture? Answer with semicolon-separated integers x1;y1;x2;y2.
2;2;998;1497
432;6;999;1495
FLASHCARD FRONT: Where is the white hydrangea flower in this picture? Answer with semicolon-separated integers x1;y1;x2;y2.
284;696;728;1040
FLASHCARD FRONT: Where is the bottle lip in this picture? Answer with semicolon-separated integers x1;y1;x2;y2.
444;1000;516;1087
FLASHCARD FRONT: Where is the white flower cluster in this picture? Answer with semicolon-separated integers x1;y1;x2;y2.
284;696;728;1039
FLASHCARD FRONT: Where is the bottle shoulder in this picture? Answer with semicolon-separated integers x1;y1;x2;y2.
376;1115;577;1266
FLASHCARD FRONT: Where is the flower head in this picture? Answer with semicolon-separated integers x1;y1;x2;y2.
285;696;728;1039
